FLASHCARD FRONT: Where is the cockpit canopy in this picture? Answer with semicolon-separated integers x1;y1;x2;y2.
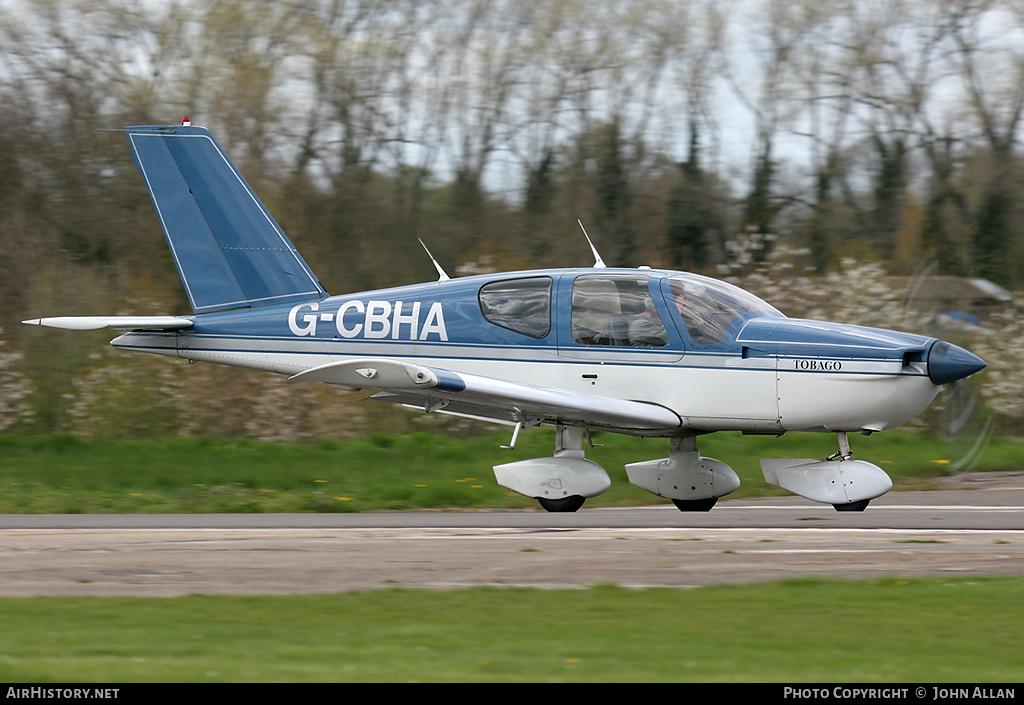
565;271;781;348
475;269;783;350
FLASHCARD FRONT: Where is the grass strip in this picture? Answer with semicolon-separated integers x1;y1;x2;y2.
0;577;1021;682
0;429;1018;513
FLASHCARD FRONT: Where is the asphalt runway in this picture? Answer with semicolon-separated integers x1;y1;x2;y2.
1;472;1022;597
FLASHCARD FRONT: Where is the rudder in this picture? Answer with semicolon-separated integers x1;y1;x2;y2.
126;123;326;314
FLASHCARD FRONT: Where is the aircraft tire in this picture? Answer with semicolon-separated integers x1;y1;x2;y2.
833;499;870;512
671;498;718;512
537;495;586;512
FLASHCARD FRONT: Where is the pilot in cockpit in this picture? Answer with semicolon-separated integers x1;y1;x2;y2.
628;296;668;346
669;278;719;346
669;279;687;315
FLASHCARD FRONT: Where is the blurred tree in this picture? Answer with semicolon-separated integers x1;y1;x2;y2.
4;0;1024;434
665;123;728;270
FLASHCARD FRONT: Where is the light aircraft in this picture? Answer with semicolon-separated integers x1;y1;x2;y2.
24;120;987;512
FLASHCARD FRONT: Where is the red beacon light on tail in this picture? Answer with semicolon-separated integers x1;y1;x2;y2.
181;117;191;127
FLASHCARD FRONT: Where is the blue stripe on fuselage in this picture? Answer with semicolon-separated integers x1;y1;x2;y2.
167;332;927;379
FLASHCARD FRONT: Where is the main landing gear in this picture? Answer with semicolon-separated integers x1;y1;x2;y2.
626;436;740;511
492;424;610;513
493;425;742;513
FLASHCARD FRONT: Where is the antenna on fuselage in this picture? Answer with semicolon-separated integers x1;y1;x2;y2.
418;238;450;281
577;220;606;269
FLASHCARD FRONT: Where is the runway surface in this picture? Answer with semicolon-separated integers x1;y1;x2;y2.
1;472;1022;596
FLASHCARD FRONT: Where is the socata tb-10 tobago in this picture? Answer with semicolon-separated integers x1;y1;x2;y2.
25;120;986;513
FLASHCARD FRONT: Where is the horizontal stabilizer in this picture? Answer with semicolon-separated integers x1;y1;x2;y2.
23;316;193;331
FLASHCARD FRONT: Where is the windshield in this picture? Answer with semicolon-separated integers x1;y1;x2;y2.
667;274;782;346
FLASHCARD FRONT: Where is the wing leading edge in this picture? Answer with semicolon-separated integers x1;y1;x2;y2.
290;358;681;433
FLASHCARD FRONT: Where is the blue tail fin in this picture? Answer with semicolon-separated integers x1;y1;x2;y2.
126;124;326;314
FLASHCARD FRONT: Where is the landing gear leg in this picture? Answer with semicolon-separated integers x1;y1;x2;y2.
828;431;853;461
535;425;590;513
830;432;869;512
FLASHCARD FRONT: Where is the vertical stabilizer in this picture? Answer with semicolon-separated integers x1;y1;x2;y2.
126;124;326;313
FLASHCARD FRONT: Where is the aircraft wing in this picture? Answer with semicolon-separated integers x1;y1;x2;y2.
290;358;681;433
23;316;194;331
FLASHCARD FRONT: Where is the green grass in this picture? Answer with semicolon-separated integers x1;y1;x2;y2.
0;429;1019;513
0;577;1021;682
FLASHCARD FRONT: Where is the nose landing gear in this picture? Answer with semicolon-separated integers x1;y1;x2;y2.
760;432;892;511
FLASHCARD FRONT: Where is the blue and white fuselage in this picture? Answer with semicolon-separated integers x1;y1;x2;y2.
109;268;966;437
24;122;986;513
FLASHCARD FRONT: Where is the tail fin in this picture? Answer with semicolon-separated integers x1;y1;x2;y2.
126;124;326;314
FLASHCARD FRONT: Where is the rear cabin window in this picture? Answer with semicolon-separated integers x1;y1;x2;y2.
478;276;552;338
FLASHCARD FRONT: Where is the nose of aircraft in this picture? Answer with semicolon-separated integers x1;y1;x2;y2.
927;340;986;385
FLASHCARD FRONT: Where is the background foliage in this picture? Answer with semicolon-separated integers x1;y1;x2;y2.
1;0;1022;439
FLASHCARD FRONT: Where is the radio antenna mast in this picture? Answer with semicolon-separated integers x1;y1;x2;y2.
578;220;606;269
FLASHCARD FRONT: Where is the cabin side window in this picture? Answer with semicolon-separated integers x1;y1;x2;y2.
570;274;668;347
478;276;552;339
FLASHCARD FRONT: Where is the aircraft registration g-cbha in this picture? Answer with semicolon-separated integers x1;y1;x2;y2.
25;120;987;513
